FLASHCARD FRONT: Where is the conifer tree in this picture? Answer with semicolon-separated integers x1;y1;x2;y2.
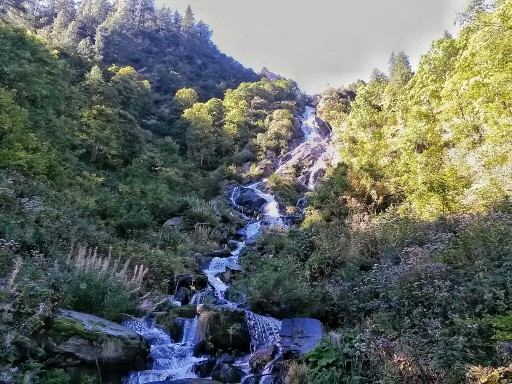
181;4;194;30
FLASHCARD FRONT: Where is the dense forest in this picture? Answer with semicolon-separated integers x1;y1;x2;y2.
0;0;511;383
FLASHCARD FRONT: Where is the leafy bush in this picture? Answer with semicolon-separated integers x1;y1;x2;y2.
306;331;364;384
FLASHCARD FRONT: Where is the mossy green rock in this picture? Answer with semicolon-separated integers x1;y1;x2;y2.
43;309;148;377
195;304;250;354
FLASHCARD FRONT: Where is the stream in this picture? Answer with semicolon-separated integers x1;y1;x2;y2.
122;106;337;384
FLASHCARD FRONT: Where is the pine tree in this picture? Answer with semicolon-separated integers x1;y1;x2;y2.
388;51;412;86
181;4;194;30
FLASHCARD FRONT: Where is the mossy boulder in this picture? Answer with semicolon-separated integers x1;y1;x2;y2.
171;274;208;295
224;287;245;304
173;305;197;318
195;304;251;354
43;309;148;380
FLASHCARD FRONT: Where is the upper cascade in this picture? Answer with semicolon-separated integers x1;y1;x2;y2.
275;106;339;190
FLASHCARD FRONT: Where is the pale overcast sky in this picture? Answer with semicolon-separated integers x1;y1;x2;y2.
157;0;468;94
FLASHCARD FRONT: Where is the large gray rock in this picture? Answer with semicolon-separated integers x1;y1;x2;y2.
279;318;323;354
43;309;148;377
194;304;251;354
231;187;267;214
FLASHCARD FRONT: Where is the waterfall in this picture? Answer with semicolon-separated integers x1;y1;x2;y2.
245;311;282;352
182;317;199;345
122;317;204;384
125;107;330;383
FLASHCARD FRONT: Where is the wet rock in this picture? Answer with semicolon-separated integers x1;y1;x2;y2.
174;287;191;305
232;187;267;214
202;250;232;258
193;357;217;378
190;290;223;306
172;305;197;319
220;263;242;284
43;309;148;379
249;345;278;371
170;274;208;294
226;240;240;251
195;304;251;354
315;116;332;137
171;318;187;342
220;353;235;364
211;363;246;383
193;339;215;355
280;318;323;354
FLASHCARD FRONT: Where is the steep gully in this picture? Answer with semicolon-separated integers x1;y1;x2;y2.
122;107;338;384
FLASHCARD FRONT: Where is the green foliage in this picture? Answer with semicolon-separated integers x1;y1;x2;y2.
180;78;303;169
266;173;301;206
236;230;316;318
41;369;71;384
306;332;364;384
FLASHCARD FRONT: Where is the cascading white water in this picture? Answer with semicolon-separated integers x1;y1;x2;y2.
125;107;331;383
122;317;205;384
244;311;282;353
275;106;339;190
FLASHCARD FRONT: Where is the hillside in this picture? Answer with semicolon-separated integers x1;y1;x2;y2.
1;0;512;383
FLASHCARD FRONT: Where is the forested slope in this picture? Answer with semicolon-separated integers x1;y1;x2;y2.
1;0;512;383
0;2;304;380
237;1;512;383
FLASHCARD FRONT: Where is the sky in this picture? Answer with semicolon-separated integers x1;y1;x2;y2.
157;0;469;94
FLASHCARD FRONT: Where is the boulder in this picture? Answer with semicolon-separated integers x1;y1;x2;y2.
226;240;240;251
192;357;217;378
195;304;251;354
219;353;235;364
235;228;247;239
171;318;187;342
249;345;278;371
211;363;246;383
170;274;208;294
43;310;148;380
162;216;183;228
315;116;332;137
231;187;267;214
172;305;198;319
220;263;242;284
174;287;191;305
224;287;245;305
279;318;323;354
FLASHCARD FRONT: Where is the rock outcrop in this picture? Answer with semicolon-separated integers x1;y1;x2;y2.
43;309;149;380
230;187;268;214
280;318;323;354
194;304;251;354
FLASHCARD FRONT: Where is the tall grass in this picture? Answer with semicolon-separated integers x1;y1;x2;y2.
63;246;148;322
